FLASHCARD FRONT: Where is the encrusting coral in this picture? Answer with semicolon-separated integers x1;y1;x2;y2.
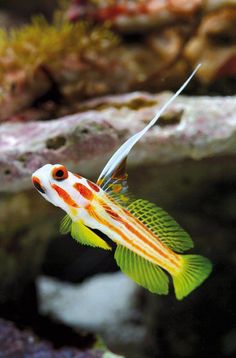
0;15;119;121
0;15;118;77
0;2;235;122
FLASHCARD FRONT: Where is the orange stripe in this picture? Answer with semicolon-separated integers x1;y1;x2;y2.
88;206;157;262
101;202;123;222
74;183;93;200
123;215;179;266
88;205;178;268
121;206;178;256
98;198;179;267
51;184;79;208
124;221;169;259
87;180;100;193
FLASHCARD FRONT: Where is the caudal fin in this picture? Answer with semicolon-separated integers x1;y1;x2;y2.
173;254;212;300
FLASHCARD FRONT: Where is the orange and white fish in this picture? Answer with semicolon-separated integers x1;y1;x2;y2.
32;65;212;300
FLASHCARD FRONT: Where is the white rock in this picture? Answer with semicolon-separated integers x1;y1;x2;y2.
37;272;146;347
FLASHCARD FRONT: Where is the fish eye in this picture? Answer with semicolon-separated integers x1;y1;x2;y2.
32;177;46;194
52;165;68;181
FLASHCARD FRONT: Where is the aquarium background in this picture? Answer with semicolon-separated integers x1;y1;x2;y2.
0;1;235;357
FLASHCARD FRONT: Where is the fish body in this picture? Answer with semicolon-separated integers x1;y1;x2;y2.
32;66;212;299
33;166;180;274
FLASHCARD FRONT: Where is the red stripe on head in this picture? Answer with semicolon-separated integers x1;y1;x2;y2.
51;184;79;208
74;183;93;200
87;180;100;192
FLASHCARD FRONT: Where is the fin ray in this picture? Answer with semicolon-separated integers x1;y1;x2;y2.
97;157;133;207
60;214;72;234
60;216;111;250
115;244;169;294
97;66;201;187
173;254;212;300
71;220;111;250
128;199;193;253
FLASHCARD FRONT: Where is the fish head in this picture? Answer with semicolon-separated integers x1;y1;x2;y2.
32;164;99;215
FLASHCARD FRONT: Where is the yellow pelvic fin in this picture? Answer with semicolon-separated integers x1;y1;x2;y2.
60;214;111;250
71;220;112;250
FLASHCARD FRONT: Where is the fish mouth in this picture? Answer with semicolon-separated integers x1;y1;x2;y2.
32;176;46;194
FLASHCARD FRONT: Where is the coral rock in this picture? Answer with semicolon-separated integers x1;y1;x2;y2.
185;7;236;83
0;318;120;357
1;92;236;193
37;273;144;357
0;3;236;121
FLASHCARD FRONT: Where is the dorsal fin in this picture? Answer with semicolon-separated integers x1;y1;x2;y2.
96;65;201;199
127;199;194;253
97;157;132;206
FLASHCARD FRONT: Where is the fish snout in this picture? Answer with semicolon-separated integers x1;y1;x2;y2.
32;176;46;194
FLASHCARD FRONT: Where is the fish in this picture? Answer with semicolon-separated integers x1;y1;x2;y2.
32;65;212;300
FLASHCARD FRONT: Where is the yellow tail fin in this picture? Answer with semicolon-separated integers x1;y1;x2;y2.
173;254;212;300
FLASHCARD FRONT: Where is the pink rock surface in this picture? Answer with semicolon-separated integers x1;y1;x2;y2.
0;318;108;358
1;92;236;192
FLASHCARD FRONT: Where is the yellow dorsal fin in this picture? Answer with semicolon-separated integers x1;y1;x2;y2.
127;199;194;253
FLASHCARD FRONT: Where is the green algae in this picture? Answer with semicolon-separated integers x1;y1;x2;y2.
0;14;119;93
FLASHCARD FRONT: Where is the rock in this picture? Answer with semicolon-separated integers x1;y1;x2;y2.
1;92;236;193
66;1;236;93
185;7;236;84
0;20;119;122
0;318;122;357
1;2;236;121
66;0;229;32
37;273;146;357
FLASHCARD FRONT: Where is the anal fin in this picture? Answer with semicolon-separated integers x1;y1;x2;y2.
114;244;169;295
